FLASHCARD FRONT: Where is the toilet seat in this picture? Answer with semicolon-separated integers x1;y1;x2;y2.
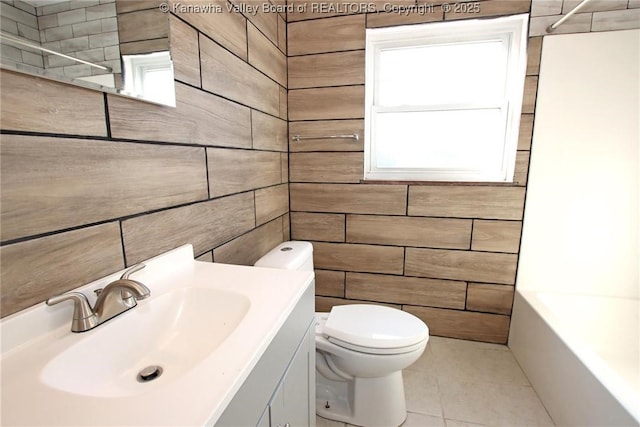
320;305;429;355
327;336;427;355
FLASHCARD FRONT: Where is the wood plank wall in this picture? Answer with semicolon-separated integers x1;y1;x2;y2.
2;0;637;339
116;0;170;55
288;0;639;343
0;1;289;317
288;0;533;344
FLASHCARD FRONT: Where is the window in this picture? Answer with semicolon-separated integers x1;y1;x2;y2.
122;51;176;106
364;14;529;182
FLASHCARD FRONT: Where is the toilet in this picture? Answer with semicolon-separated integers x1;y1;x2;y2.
255;241;429;427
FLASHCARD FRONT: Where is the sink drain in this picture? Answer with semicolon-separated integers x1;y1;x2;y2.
137;365;163;383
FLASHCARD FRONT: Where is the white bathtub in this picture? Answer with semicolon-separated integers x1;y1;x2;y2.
509;290;639;426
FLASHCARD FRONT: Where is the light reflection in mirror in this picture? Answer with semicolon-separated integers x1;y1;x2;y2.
122;51;175;106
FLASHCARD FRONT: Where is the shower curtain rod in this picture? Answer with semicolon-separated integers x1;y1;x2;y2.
547;0;593;33
0;31;112;72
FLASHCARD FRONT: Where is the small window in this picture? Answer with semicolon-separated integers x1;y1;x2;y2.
122;51;176;106
364;14;529;182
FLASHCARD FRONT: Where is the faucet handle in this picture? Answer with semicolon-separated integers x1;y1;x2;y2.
120;263;146;280
119;263;149;306
46;292;98;332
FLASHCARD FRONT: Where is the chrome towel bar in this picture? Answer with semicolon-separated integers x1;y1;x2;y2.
291;133;360;142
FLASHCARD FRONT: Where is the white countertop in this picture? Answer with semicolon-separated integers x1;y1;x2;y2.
1;245;314;426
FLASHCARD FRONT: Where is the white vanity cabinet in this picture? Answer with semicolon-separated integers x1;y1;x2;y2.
258;328;315;427
213;284;315;427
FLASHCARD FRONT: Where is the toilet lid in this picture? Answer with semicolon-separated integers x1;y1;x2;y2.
324;305;429;349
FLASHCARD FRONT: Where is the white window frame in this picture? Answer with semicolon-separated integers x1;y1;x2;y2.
364;14;529;182
122;51;176;106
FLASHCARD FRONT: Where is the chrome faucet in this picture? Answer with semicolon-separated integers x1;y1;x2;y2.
46;263;151;332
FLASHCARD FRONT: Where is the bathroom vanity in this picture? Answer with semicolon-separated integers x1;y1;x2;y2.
0;245;315;426
215;288;315;427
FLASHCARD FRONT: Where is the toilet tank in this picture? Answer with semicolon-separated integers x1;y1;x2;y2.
254;241;314;271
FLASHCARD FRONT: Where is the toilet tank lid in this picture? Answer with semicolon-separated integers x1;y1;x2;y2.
324;304;429;349
254;241;313;270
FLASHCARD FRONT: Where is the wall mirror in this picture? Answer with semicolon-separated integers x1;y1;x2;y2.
0;0;176;106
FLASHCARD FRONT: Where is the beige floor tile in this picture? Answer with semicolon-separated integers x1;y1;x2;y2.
343;412;444;427
429;337;529;386
316;415;346;427
406;337;436;373
445;419;487;427
315;337;553;427
403;369;443;416
438;380;554;426
429;336;510;353
402;412;445;426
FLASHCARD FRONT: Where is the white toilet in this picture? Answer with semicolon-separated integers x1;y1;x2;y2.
255;241;429;427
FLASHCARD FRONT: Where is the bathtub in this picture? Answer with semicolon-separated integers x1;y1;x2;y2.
509;290;639;426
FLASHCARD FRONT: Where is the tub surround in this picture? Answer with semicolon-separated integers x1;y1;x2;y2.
511;291;639;425
510;27;640;425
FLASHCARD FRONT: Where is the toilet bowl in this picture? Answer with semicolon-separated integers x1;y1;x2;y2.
315;306;428;426
255;241;429;427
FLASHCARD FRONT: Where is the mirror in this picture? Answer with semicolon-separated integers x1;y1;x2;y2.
0;0;175;106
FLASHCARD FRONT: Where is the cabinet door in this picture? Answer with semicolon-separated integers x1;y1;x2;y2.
270;328;314;427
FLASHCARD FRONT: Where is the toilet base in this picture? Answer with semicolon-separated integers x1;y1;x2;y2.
316;370;407;427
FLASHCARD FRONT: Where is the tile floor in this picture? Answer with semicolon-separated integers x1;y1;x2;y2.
316;336;555;427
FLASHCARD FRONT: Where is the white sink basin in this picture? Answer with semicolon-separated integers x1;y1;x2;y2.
41;287;250;398
0;245;314;426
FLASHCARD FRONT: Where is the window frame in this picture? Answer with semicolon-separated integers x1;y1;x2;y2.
364;14;529;183
122;51;176;106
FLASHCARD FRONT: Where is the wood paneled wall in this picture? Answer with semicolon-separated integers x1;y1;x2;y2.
288;1;639;343
3;0;636;341
116;0;170;55
0;2;289;317
288;0;533;344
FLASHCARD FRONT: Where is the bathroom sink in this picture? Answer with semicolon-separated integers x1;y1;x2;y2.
0;244;314;426
40;287;250;397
